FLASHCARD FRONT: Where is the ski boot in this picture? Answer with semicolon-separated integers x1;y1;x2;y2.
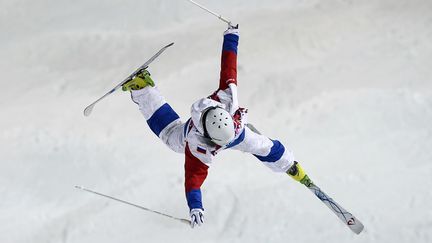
287;161;313;187
122;69;155;91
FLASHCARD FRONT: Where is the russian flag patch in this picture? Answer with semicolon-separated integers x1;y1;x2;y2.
197;146;207;154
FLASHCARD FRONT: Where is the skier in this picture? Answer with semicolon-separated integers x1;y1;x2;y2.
122;25;306;228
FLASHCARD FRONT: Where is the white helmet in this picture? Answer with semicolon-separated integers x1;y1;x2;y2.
202;107;235;146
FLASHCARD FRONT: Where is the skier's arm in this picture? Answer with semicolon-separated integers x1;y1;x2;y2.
184;143;209;211
210;27;240;114
219;28;239;90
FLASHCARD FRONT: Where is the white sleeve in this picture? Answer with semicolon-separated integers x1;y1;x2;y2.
214;83;239;115
228;83;239;115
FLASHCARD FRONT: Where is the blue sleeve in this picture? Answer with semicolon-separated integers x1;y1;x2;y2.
186;189;203;210
223;33;239;54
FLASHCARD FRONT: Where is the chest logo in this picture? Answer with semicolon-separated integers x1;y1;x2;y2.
197;146;207;154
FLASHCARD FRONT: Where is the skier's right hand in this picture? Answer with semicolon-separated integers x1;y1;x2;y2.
190;208;204;228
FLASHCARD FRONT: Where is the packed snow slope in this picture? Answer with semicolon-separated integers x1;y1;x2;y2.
1;0;432;242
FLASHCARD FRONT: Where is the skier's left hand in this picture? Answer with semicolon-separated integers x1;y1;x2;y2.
190;208;204;228
224;25;239;36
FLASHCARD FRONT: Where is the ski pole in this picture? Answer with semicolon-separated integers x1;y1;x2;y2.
75;185;190;225
187;0;234;27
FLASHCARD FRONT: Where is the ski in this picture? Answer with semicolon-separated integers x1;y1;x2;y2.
300;175;364;234
83;42;174;117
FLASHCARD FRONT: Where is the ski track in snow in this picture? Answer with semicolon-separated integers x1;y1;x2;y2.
1;0;432;242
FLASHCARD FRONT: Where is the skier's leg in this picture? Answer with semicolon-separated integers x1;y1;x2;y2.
128;78;185;153
229;126;295;172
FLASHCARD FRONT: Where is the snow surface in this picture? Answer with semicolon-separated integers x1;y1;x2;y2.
1;0;432;242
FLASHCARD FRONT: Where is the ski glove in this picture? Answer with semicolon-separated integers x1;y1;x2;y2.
190;208;204;228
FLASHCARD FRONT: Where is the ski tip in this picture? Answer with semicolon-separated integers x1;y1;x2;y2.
348;218;365;234
75;185;84;190
353;223;365;235
168;42;174;47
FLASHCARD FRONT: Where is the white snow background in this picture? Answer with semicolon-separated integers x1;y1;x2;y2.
1;0;432;242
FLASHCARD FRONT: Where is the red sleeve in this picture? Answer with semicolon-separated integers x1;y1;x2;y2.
219;33;239;90
184;143;209;193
